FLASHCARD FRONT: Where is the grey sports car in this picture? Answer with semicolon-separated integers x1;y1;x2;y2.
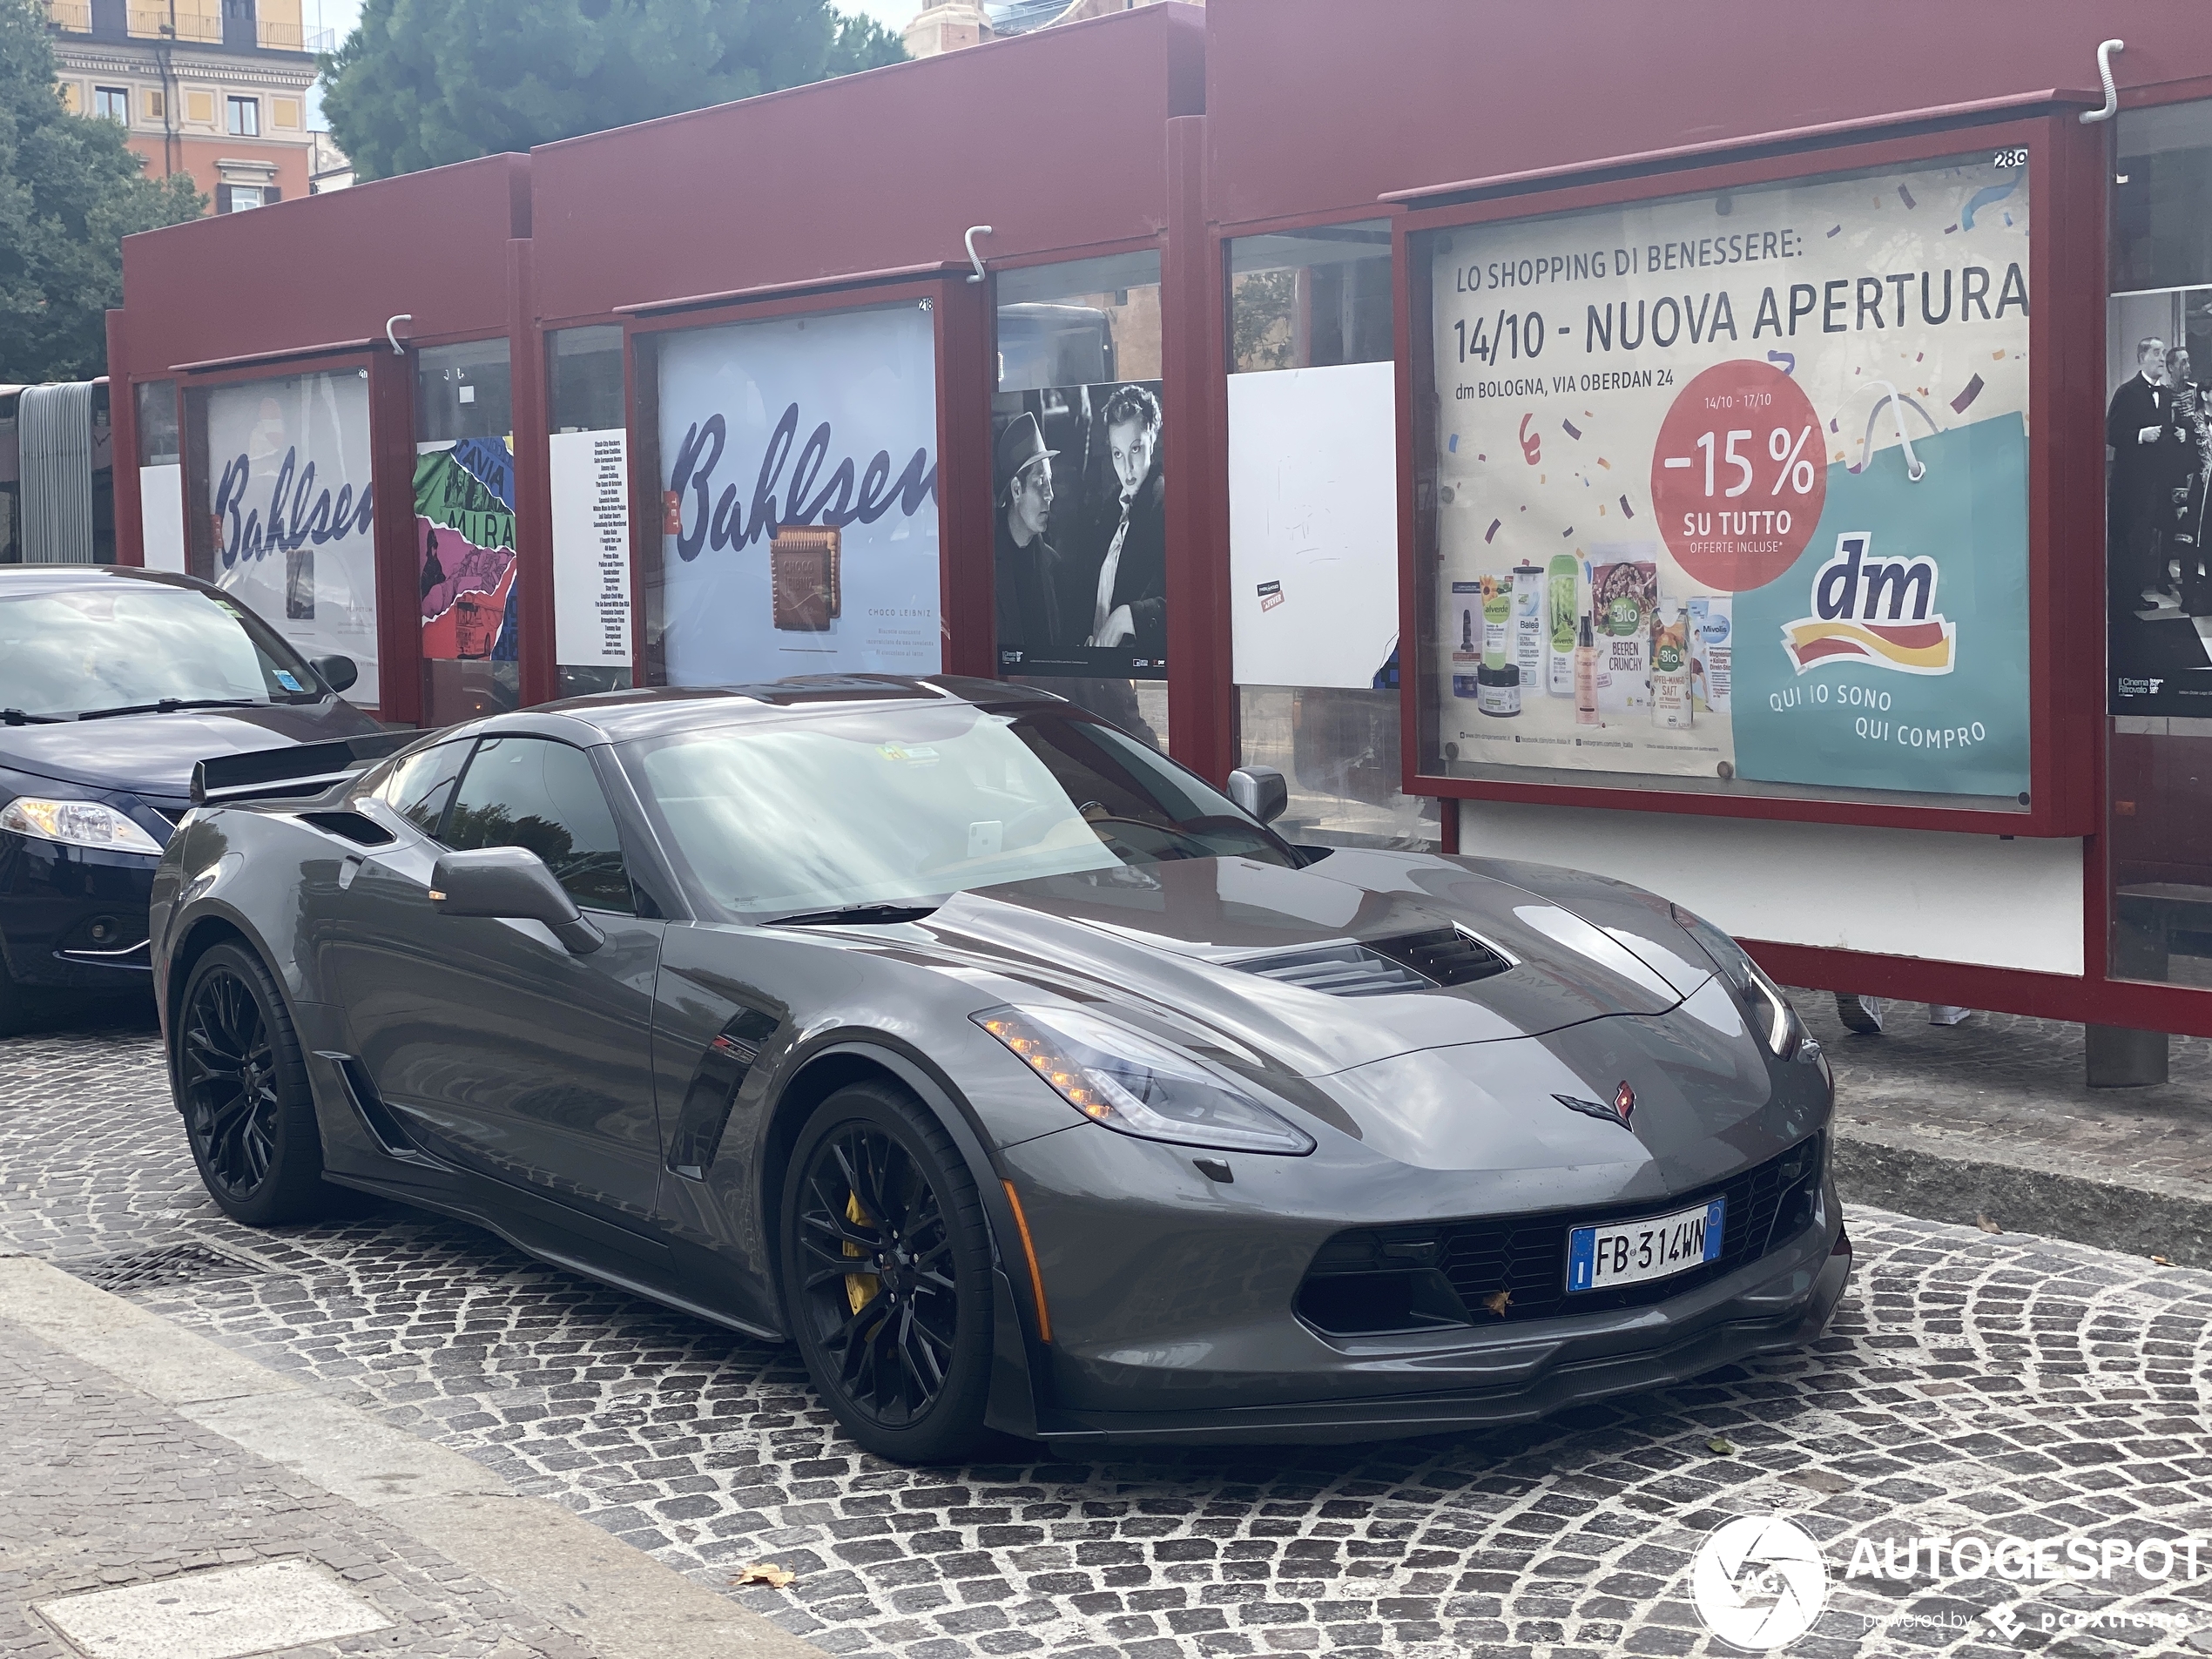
151;676;1848;1461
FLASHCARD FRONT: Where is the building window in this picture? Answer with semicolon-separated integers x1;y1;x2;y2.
142;89;165;121
185;90;213;125
92;86;129;124
226;96;258;136
218;184;266;212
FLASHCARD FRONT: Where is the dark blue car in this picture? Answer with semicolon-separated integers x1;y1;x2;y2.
0;566;384;1029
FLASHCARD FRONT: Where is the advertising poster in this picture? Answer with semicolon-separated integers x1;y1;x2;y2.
1431;154;2031;802
992;378;1166;681
416;435;518;666
1227;360;1400;690
2107;292;2212;714
658;303;941;685
204;372;381;705
549;428;632;667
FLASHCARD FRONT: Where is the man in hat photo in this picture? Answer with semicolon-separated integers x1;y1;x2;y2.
995;410;1070;671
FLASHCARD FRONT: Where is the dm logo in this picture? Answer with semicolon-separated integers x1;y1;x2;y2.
1781;532;1956;676
1691;1515;1828;1650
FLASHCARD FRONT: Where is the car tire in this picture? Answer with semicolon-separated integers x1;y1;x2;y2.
779;1081;995;1464
174;941;333;1226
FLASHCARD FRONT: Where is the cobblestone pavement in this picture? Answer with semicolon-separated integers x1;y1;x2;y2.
4;1012;2212;1659
0;1316;594;1658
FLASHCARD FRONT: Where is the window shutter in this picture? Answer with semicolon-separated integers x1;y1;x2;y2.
264;184;280;204
216;185;233;213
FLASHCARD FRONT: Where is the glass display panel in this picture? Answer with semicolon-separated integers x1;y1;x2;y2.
415;338;519;725
2107;100;2212;988
994;250;1165;748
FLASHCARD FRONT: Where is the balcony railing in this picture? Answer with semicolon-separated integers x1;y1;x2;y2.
52;3;330;51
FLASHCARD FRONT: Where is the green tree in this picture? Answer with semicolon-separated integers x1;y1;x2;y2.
322;0;909;184
0;0;203;382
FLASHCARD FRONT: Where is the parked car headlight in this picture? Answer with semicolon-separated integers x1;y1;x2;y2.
1672;904;1804;1060
0;797;165;857
974;1004;1317;1155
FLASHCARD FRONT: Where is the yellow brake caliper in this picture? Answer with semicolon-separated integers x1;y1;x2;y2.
843;1190;880;1314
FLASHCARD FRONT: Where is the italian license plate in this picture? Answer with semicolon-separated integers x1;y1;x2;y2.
1566;1197;1724;1292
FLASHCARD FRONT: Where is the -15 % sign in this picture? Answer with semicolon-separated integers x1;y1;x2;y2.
1650;360;1826;591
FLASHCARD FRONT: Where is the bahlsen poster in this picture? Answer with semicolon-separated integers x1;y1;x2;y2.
1428;153;2032;805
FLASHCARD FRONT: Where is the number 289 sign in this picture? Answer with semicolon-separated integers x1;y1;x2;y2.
1426;152;2032;802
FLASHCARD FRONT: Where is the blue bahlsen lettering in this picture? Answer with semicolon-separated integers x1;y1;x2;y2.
214;447;374;569
668;402;936;563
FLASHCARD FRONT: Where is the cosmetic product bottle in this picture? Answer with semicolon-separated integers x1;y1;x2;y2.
1651;599;1694;729
1546;552;1578;696
1574;613;1599;725
1513;562;1544;681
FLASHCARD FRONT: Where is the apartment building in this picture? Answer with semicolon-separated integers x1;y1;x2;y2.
45;0;327;210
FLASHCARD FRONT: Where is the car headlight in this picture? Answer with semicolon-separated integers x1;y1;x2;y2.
974;1004;1317;1156
1672;904;1804;1061
0;797;165;857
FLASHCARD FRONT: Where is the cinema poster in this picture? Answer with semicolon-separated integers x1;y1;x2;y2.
1427;154;2032;803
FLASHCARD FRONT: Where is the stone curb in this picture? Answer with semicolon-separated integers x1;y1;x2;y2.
0;1255;827;1659
1833;1123;2212;1270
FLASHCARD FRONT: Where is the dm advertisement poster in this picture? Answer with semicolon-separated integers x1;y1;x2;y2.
658;304;941;685
1431;154;2031;803
204;372;381;705
415;436;518;665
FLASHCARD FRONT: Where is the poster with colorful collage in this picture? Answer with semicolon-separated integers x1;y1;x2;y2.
415;435;518;667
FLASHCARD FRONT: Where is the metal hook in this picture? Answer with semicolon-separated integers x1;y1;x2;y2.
963;226;993;285
2080;38;2124;124
384;314;412;355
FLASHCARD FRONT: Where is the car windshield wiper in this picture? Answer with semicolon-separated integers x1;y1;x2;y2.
761;902;941;928
0;708;65;725
73;697;265;721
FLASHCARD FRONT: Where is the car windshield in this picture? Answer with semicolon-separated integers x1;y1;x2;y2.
0;583;324;718
630;703;1298;921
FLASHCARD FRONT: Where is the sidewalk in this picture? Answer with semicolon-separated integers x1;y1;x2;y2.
1796;991;2212;1270
0;1257;820;1659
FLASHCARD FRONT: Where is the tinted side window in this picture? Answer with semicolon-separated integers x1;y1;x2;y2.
444;736;634;914
375;739;473;838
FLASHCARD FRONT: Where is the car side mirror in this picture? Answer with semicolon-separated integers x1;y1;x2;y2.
311;654;359;694
1226;765;1288;826
429;846;604;954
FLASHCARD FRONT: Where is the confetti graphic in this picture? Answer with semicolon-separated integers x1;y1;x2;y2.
1448;434;1460;453
1519;413;1541;465
1619;495;1635;518
1952;373;1986;413
1485;518;1501;543
1767;351;1796;375
1898;185;1917;209
1960;183;2015;231
1562;418;1583;440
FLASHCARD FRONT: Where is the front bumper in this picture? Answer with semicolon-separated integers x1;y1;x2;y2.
996;1031;1844;1447
1035;1216;1850;1445
0;833;162;991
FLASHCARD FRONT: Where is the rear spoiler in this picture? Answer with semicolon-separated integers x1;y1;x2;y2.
190;731;419;808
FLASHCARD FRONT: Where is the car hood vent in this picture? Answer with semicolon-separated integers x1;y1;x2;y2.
1234;926;1510;998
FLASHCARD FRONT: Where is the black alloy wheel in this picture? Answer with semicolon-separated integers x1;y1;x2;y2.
781;1082;993;1462
176;941;334;1225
